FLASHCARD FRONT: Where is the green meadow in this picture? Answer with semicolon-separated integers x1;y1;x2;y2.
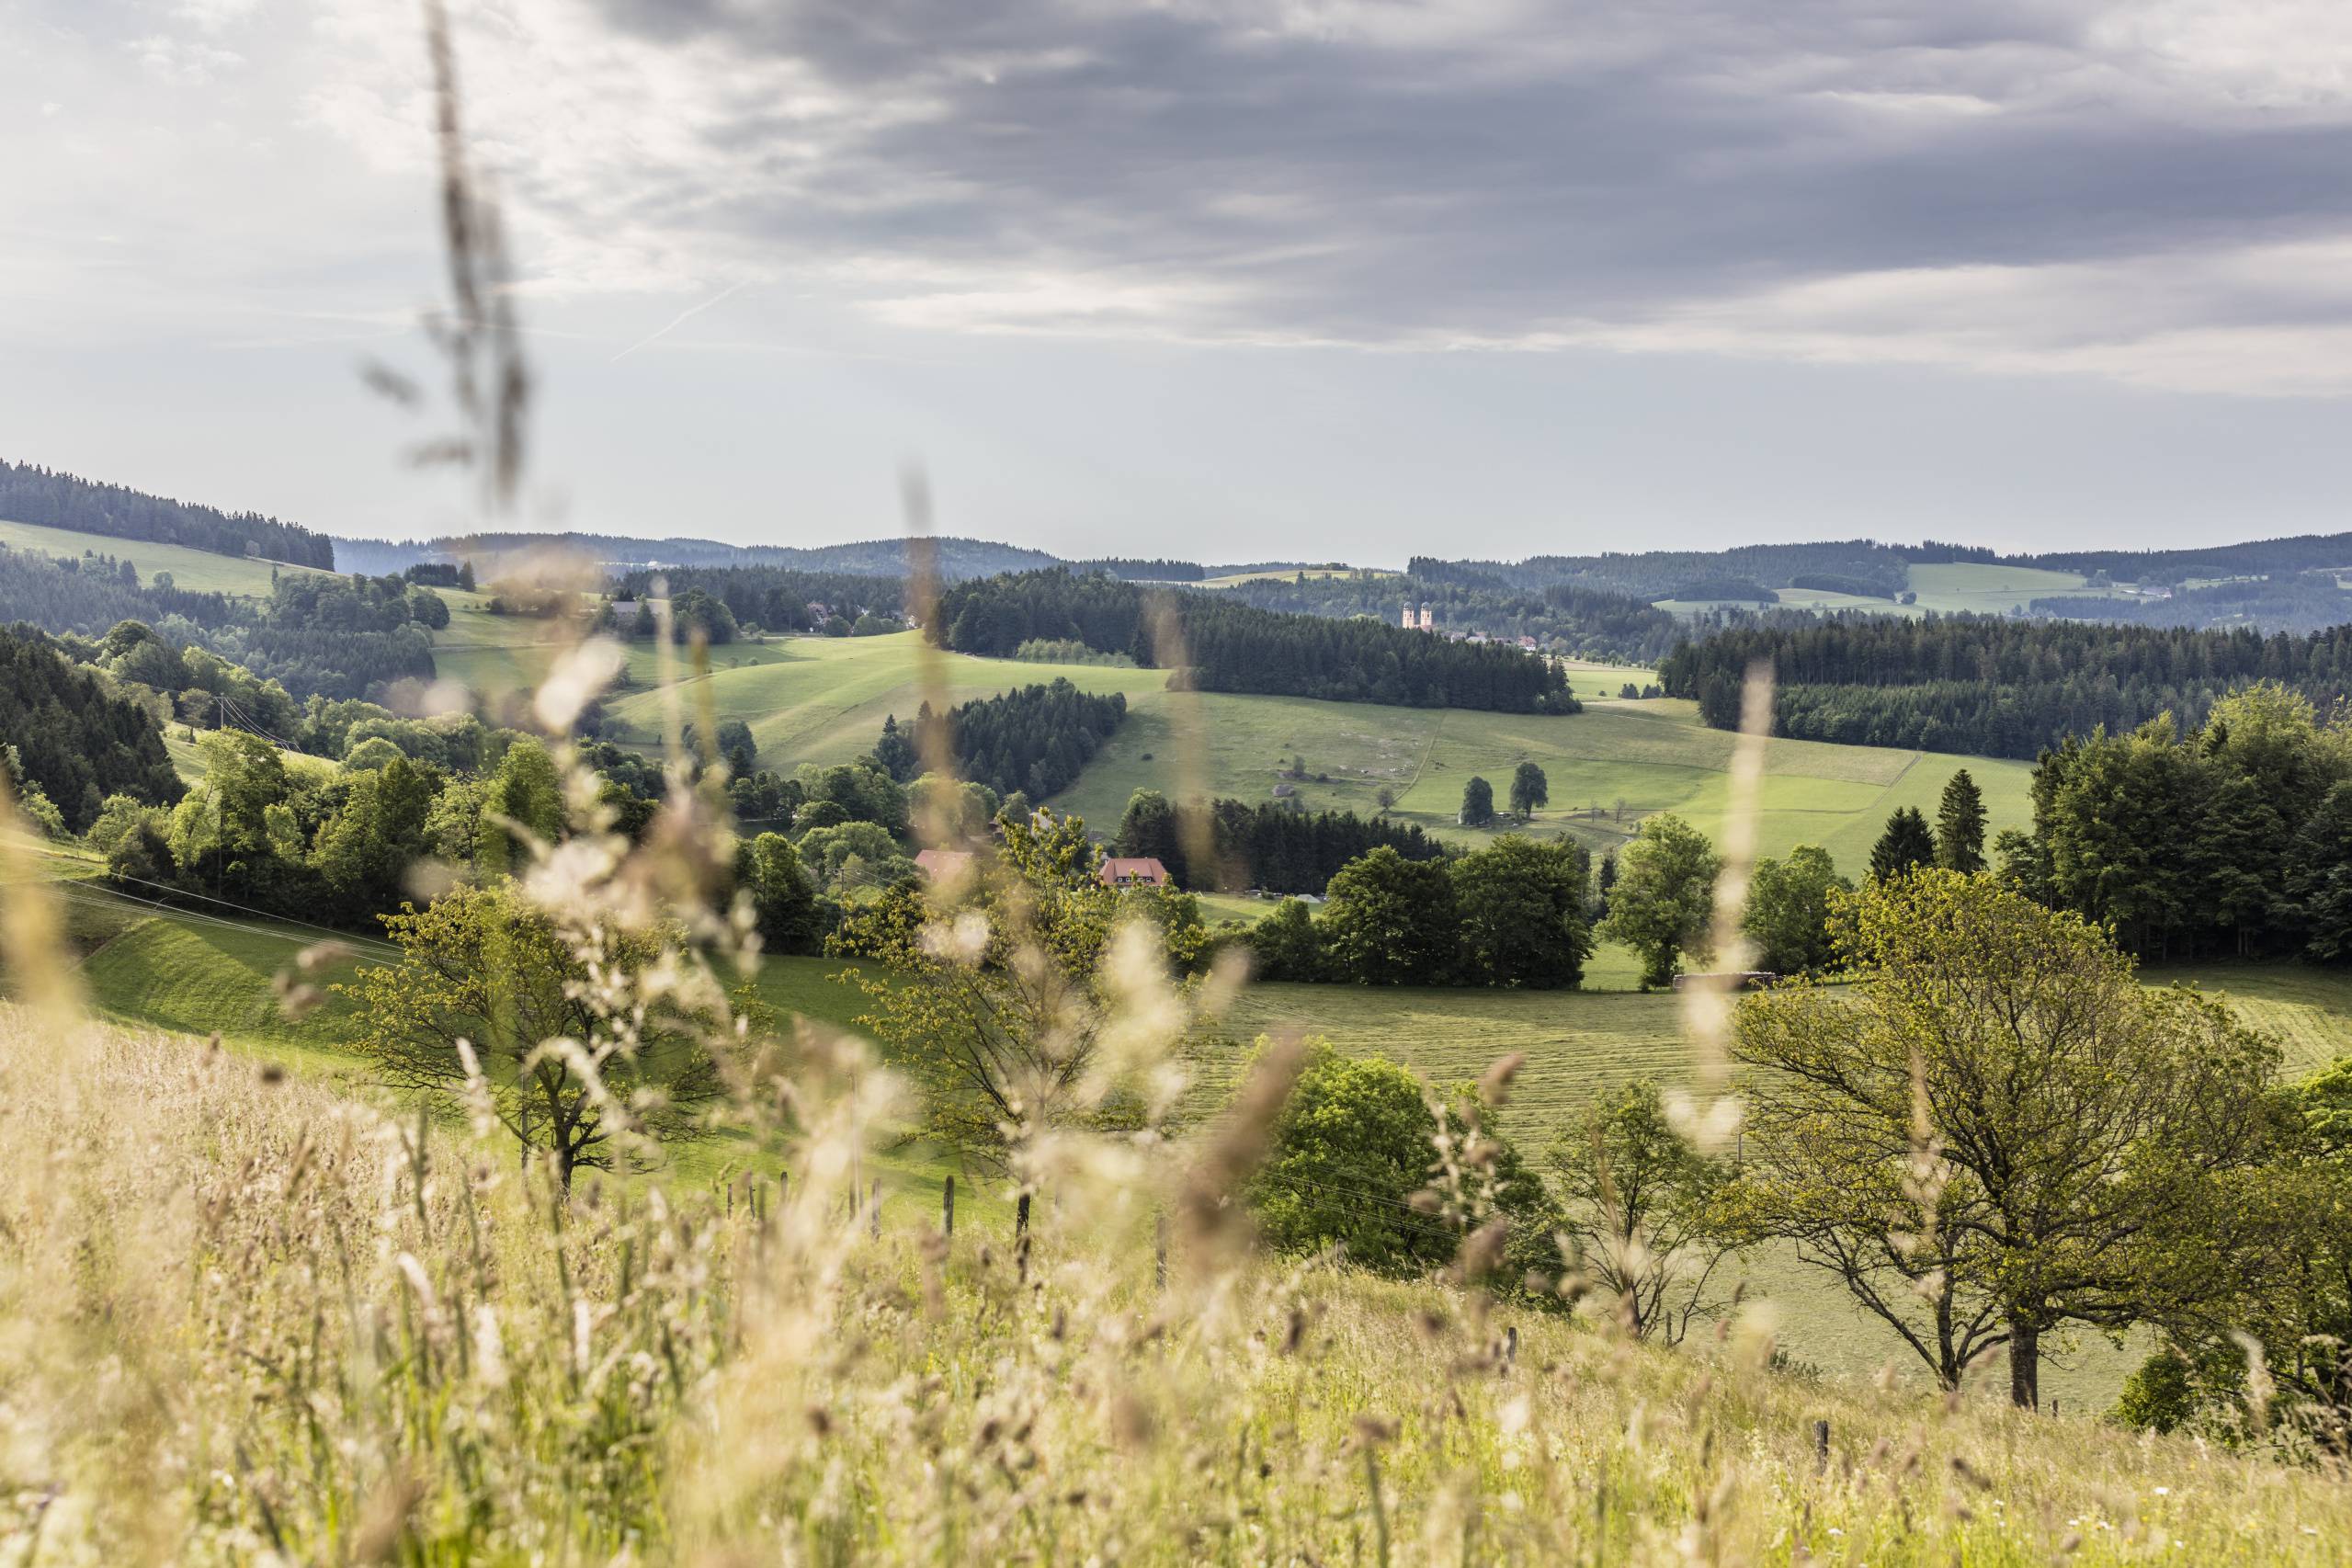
1052;687;2036;875
0;515;340;597
446;627;2030;881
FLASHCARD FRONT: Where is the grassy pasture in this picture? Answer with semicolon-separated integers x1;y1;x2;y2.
0;515;341;597
1903;561;2130;615
1052;690;2034;876
431;625;2017;882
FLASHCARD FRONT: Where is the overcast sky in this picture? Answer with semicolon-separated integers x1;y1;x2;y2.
6;0;2352;562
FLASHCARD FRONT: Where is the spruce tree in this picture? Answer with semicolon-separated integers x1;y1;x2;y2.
1869;806;1937;881
1935;768;1988;872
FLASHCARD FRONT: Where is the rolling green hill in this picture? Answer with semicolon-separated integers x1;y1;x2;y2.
1653;562;2144;620
0;516;340;597
578;633;1170;773
1051;688;2035;873
444;628;2027;881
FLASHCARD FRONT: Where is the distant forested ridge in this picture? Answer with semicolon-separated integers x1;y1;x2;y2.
333;531;1055;582
0;624;183;830
931;569;1576;712
1071;558;1204;581
880;679;1128;801
1412;541;1970;601
0;460;335;570
611;566;904;632
2033;574;2352;634
2023;530;2352;586
1114;792;1449;894
1211;573;1690;666
1662;616;2352;758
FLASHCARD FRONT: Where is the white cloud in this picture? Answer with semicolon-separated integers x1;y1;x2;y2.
1508;238;2352;396
129;34;246;84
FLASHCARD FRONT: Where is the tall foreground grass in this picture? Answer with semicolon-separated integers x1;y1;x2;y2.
0;1004;2346;1563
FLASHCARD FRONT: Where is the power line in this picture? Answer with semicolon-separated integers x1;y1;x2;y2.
53;879;402;960
95;868;402;955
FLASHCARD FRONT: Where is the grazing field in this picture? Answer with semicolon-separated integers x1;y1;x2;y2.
1556;657;1659;696
588;632;1169;770
1769;585;1922;614
1053;689;2035;875
0;515;338;597
434;628;2018;882
1903;561;2128;615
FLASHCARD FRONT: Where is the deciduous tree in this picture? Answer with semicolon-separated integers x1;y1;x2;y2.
340;883;726;1188
1726;870;2281;1407
1596;813;1719;989
1742;845;1847;976
1548;1078;1740;1342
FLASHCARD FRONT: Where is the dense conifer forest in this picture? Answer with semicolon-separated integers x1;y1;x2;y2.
1112;790;1449;893
931;569;1575;711
875;679;1131;801
1662;615;2352;757
0;625;185;830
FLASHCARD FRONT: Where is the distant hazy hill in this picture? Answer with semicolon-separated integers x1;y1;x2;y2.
331;531;1060;581
1419;530;2352;601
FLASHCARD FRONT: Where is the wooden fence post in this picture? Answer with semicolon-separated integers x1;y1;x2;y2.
1812;1419;1830;1471
869;1178;881;1239
943;1175;955;1237
1154;1212;1168;1287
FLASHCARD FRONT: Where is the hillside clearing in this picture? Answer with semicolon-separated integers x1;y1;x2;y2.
0;515;340;597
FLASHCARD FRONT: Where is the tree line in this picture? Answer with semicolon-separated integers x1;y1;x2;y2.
1662;615;2352;759
931;569;1576;711
0;543;240;637
1111;790;1449;893
0;458;336;568
1985;684;2352;965
872;679;1130;802
609;565;905;635
2033;574;2352;635
1070;557;1201;581
1243;838;1595;988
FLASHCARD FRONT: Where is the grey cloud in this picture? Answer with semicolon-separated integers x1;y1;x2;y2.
562;0;2352;364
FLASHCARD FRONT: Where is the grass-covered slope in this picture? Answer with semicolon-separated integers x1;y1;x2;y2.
0;515;339;597
1052;690;2036;871
6;1003;2349;1562
61;873;2352;1413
